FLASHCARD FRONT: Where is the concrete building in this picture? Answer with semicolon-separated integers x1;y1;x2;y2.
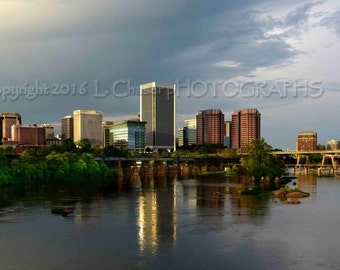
231;108;261;152
11;125;45;146
0;113;22;142
73;110;103;146
110;120;146;152
102;121;114;147
61;115;74;141
327;139;340;150
140;82;176;151
196;109;225;145
296;131;317;151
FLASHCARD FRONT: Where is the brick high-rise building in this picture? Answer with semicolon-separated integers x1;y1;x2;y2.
231;108;261;152
296;131;317;151
196;109;225;145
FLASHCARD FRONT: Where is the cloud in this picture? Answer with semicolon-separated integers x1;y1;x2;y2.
214;61;242;68
0;0;339;149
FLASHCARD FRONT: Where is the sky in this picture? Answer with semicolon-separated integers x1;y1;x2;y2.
1;0;340;150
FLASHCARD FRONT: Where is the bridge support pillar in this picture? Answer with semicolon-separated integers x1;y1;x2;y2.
322;154;336;170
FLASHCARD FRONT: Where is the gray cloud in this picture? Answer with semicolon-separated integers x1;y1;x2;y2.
0;0;338;149
317;10;340;35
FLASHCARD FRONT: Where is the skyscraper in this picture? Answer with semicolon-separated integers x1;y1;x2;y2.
196;109;225;145
61;115;74;141
73;110;103;146
231;108;261;152
140;82;176;151
0;112;22;142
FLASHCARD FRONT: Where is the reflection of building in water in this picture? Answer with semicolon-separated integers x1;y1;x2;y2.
137;176;177;256
196;181;224;208
296;174;317;195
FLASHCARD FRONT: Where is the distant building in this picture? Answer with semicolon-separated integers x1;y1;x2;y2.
224;121;231;148
102;121;114;147
178;119;197;147
296;131;317;151
196;109;225;145
39;124;54;140
11;125;45;146
73;110;103;146
0;113;22;142
185;119;196;129
110;120;146;152
61;115;74;141
178;127;197;147
317;144;326;150
140;82;176;151
326;139;340;150
231;108;261;152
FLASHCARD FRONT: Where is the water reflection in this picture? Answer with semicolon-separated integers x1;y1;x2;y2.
296;174;317;194
133;175;177;258
2;174;334;270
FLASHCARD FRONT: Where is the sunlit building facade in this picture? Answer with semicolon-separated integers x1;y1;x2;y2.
196;109;225;145
0;112;22;142
231;108;261;152
73;110;103;146
224;121;231;148
296;131;317;151
327;139;340;150
11;125;45;146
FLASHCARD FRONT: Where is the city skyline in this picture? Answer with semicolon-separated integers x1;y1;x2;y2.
1;1;340;150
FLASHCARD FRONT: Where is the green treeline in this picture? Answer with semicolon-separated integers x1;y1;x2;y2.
0;149;116;188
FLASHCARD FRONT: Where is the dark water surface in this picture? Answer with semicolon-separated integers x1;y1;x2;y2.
1;174;340;270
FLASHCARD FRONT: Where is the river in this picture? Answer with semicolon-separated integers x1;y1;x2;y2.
0;174;340;270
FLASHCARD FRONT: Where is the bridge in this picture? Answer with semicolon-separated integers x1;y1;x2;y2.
271;150;340;170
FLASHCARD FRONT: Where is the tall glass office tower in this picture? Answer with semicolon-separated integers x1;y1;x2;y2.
140;82;176;151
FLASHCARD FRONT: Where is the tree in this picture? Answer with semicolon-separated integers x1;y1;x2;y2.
61;138;76;153
77;139;92;154
240;138;286;184
91;145;103;157
103;145;126;157
172;149;191;158
219;148;237;159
